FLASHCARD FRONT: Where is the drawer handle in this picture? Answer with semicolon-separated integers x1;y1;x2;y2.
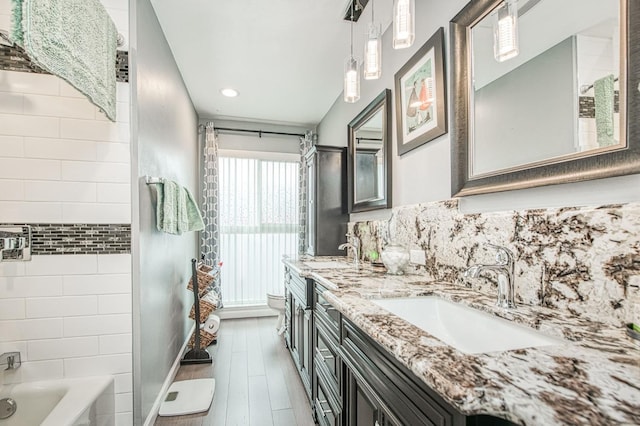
315;398;332;418
317;348;334;361
316;303;328;314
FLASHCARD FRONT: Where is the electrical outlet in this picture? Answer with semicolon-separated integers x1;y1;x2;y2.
409;249;426;265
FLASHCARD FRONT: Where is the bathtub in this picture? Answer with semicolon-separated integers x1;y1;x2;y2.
0;376;114;426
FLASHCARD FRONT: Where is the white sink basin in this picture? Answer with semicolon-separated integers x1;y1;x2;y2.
306;261;352;269
372;297;565;354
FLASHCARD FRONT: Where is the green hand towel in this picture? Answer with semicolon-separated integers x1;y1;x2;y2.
153;180;204;235
178;186;205;234
594;74;615;148
154;179;179;234
11;0;117;121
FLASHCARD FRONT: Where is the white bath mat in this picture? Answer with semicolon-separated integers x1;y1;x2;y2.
158;378;215;416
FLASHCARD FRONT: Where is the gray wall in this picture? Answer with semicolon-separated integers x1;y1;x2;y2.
317;0;640;220
131;0;199;423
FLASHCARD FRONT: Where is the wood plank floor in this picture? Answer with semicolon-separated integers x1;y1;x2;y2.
155;317;315;426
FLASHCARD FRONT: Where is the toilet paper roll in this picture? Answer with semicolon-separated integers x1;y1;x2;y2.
201;314;221;334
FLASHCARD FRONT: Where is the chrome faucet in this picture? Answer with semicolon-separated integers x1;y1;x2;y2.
465;244;516;309
0;352;21;370
338;235;360;269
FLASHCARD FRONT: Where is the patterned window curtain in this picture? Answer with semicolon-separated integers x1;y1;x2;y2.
298;130;315;255
201;122;222;306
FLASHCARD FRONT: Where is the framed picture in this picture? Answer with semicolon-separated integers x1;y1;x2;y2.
394;27;447;156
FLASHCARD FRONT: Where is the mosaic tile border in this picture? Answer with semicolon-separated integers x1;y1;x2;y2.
579;92;620;118
0;44;129;83
0;223;131;255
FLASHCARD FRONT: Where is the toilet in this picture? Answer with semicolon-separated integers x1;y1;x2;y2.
266;293;286;334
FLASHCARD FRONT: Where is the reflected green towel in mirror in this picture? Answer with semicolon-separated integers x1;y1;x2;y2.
594;74;615;148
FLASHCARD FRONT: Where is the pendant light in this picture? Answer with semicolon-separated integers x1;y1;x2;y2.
363;0;381;80
493;0;519;62
392;0;415;49
344;4;360;103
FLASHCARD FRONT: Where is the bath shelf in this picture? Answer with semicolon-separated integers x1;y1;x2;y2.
181;258;215;365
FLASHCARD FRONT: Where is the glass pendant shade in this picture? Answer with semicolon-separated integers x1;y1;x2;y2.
364;23;382;80
392;0;415;49
344;56;360;103
493;0;519;62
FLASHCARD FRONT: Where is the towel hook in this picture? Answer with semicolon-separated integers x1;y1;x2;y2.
116;33;125;47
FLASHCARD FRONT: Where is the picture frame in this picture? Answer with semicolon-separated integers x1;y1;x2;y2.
394;27;447;156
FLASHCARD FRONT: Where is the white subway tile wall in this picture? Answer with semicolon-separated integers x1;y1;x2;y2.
99;333;132;354
114;372;133;393
0;75;131;223
0;0;133;421
0;254;132;421
0;135;25;157
0;298;25;320
98;294;132;314
27;336;100;361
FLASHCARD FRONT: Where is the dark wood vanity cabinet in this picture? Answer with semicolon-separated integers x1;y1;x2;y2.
284;266;313;400
340;318;517;426
284;274;515;426
304;146;348;256
341;318;466;426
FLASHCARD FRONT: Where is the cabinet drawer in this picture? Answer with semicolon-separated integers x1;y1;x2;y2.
286;268;311;308
315;320;340;395
315;369;342;426
314;283;340;340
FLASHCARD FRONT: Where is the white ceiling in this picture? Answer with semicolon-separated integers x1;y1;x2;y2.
151;0;392;127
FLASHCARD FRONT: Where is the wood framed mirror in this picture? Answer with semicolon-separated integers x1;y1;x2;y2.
347;89;392;213
450;0;640;196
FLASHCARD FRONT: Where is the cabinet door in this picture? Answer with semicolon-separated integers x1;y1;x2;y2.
284;290;292;348
306;156;316;255
299;306;312;397
290;298;302;370
304;146;348;256
346;365;401;426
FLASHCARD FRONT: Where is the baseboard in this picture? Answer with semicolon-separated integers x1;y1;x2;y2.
217;305;279;319
143;323;195;426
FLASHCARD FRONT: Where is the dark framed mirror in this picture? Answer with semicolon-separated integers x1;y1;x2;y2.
450;0;640;196
347;89;392;213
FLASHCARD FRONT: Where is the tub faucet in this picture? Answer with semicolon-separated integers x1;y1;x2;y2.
465;244;516;309
0;352;21;370
338;235;360;269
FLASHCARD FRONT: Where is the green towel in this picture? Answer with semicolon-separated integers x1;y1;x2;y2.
594;74;615;148
11;0;117;121
179;185;205;234
154;180;204;235
154;179;177;234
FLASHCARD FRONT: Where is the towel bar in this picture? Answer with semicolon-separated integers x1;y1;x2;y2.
145;176;163;184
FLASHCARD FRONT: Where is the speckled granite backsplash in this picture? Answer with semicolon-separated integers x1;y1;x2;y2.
349;199;640;326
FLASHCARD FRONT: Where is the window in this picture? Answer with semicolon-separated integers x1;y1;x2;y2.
219;154;299;306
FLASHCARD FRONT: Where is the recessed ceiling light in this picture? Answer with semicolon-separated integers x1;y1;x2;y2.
220;88;239;97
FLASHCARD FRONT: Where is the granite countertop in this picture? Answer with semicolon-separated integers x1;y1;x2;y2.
282;256;640;425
